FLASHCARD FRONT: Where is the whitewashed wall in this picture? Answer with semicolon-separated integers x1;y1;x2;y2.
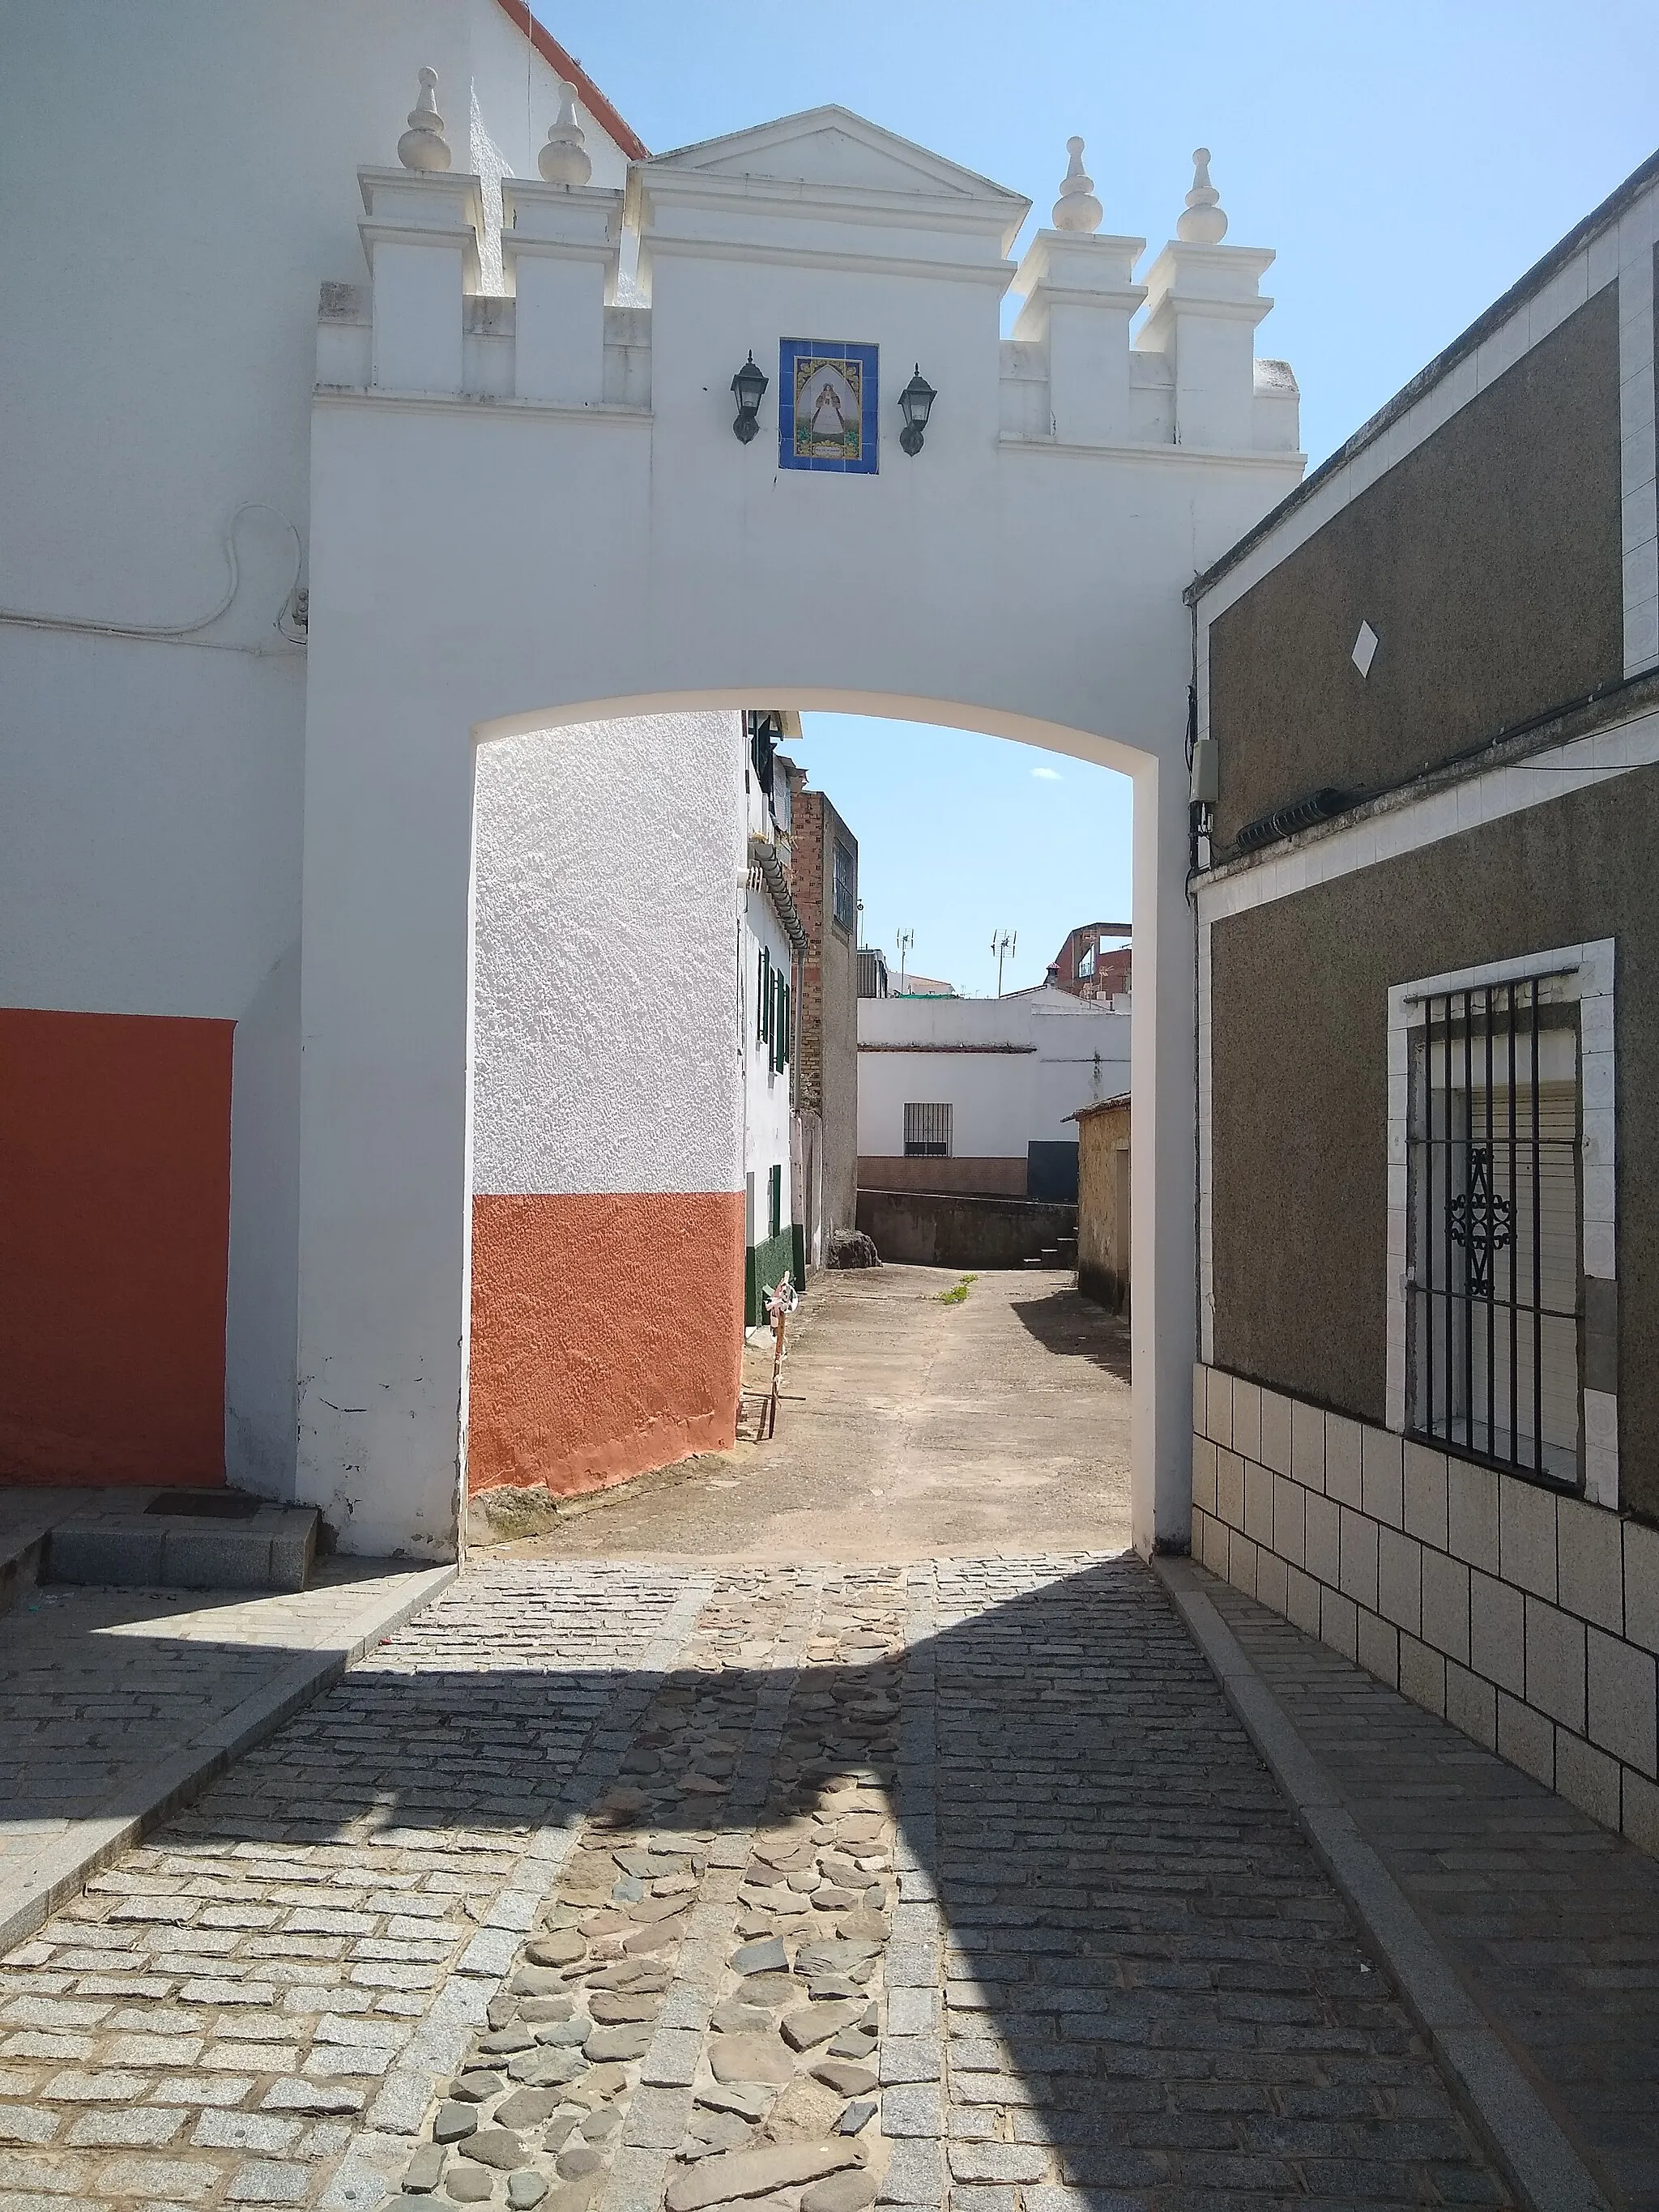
472;714;744;1201
0;0;630;1494
741;894;797;1251
858;987;1131;1157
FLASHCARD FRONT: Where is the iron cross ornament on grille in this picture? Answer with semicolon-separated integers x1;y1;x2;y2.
1449;1146;1512;1297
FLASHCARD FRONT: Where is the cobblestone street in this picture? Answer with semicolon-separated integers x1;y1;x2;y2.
7;1277;1659;2211
2;1554;1510;2211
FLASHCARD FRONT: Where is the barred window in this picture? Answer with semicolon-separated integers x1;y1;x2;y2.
1408;977;1580;1484
903;1102;953;1158
834;841;856;933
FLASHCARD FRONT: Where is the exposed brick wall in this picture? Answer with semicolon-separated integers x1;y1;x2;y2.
781;770;859;1244
1050;924;1132;1000
787;774;826;1115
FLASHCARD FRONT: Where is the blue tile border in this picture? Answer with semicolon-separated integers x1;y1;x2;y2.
778;339;880;475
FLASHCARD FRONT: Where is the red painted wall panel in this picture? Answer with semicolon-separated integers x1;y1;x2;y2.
0;1008;232;1485
469;1191;743;1498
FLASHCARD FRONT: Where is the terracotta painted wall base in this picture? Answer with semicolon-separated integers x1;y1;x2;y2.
469;1190;744;1498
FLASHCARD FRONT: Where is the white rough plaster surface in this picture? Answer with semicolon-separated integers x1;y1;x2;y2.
471;714;744;1198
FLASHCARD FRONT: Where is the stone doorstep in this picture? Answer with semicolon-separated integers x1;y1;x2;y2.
0;1486;171;1617
0;1523;50;1621
46;1507;321;1593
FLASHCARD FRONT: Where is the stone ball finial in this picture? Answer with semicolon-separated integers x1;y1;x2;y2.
1177;147;1227;243
1051;135;1102;233
539;81;593;186
397;66;452;172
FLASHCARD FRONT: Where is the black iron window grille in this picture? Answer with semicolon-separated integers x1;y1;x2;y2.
1407;977;1581;1486
833;840;856;934
747;710;781;799
904;1102;953;1158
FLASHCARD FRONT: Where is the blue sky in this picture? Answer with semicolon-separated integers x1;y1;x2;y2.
545;0;1659;996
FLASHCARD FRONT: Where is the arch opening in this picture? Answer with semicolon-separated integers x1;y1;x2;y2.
450;693;1182;1571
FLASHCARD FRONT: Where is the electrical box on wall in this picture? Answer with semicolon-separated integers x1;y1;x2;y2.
1190;736;1219;806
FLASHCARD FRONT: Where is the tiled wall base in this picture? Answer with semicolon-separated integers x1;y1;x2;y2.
1192;1362;1659;1854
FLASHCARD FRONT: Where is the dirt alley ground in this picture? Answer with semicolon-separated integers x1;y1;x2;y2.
498;1266;1132;1566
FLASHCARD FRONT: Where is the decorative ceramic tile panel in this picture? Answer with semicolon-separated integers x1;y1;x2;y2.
779;339;879;474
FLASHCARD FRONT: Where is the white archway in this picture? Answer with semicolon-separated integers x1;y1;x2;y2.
296;106;1302;1558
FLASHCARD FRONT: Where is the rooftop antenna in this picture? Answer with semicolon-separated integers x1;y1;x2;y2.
896;927;915;992
992;929;1017;996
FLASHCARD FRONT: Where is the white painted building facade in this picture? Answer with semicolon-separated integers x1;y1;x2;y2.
858;986;1131;1193
0;0;644;1511
742;718;804;1327
2;2;1305;1558
469;711;749;1497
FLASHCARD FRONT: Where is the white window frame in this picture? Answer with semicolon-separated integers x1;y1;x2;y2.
1386;939;1616;1503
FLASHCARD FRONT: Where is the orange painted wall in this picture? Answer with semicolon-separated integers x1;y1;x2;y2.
468;1191;744;1498
0;1008;232;1485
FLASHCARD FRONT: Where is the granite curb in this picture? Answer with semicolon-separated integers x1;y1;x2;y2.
0;1559;458;1958
1153;1550;1610;2212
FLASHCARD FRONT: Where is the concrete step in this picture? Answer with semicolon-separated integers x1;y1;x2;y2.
46;1497;319;1593
0;1486;176;1618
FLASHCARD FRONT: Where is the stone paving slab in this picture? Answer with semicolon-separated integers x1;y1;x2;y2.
0;1560;456;1954
928;1556;1507;2212
0;1554;1516;2211
1188;1561;1659;2212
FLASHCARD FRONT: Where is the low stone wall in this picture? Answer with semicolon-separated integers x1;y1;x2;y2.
1191;1361;1659;1852
857;1187;1076;1269
857;1154;1026;1197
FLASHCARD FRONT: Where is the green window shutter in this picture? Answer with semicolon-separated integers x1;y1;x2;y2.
783;981;791;1068
757;947;769;1043
770;1162;782;1239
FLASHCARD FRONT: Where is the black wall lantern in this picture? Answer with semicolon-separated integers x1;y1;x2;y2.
898;364;936;455
731;351;767;443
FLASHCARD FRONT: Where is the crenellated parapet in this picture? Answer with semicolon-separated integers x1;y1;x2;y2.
1008;145;1297;454
318;82;1296;464
318;71;638;412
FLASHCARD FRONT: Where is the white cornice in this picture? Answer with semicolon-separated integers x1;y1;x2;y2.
313;386;651;424
639;234;1017;288
641;104;1028;224
999;435;1306;472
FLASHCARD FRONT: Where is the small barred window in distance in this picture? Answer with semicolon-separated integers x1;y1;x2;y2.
904;1102;952;1158
833;840;856;932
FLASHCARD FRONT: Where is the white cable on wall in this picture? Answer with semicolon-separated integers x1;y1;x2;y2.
0;501;307;652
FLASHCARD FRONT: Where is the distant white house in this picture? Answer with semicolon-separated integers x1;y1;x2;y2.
858;984;1130;1201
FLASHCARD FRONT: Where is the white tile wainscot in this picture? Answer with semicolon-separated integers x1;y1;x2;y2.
1191;1362;1659;1855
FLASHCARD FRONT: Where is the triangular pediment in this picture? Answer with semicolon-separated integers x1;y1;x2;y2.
646;106;1027;213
